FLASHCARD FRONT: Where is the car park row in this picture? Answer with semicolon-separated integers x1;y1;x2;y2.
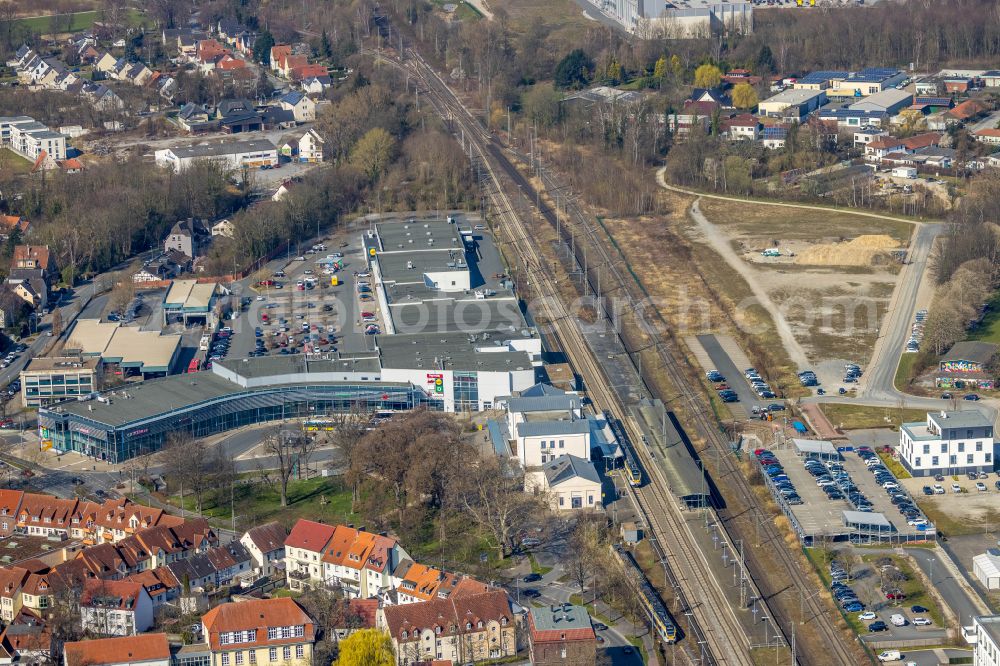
904;309;926;354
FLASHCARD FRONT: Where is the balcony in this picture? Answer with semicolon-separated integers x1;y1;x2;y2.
288;570;310;580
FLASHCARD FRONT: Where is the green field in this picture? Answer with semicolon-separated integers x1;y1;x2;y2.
13;9;146;35
0;148;33;175
152;475;358;528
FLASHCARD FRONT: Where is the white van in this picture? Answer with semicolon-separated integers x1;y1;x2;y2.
877;650;901;662
890;613;907;627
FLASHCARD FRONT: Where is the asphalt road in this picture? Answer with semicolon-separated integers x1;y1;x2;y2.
906;547;990;627
860;222;943;403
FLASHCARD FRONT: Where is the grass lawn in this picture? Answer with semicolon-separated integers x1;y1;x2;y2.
154;476;358;529
429;0;481;20
894;352;919;391
967;293;1000;345
12;9;145;35
0;149;33;175
819;403;927;431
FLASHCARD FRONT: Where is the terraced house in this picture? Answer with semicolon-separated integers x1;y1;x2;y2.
201;598;315;666
378;589;517;665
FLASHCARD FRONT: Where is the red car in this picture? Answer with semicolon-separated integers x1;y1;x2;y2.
361;311;375;318
0;419;13;429
885;592;905;600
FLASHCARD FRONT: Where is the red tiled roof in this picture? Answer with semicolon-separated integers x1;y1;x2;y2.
202;598;314;650
64;633;168;666
383;590;512;642
285;519;336;552
975;128;1000;138
901;132;941;149
80;578;143;609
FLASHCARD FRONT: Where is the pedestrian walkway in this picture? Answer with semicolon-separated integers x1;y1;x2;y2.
798;403;842;440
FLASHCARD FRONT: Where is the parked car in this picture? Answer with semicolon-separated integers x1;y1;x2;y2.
912;617;932;626
868;621;887;632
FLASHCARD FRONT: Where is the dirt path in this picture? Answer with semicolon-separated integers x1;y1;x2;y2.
685;196;811;370
655;166;931;227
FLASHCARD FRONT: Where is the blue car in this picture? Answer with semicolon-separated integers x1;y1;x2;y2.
843;602;864;613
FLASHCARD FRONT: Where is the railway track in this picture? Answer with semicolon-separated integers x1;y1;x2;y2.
394;48;761;666
371;37;860;663
493;120;860;665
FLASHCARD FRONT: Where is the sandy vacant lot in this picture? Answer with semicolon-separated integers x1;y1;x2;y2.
693;199;914;379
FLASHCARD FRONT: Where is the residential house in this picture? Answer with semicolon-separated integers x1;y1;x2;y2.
272;180;296;201
0;216;28;240
854;126;889;146
94;52;118;75
289;64;326;81
330;598;378;641
270;45;292;72
301;76;331;94
164;219;207;259
898;410;995;477
201;597;315;666
666;100;717;136
178;103;212;132
761;126;788;149
945;99;989;124
239;522;286;578
538;455;602;511
690;87;733;109
64;634;169;666
829;68;906;97
284;520;336;591
0;567;27;622
0;624;53;666
278;92;316;123
379;589;516;665
527;604;596;666
211;219;235;238
298;129;324;162
125;568;181;608
280;55;308;79
973;128;1000;146
320;524;404;599
722;114;760;141
79;578;154;636
9;279;44;310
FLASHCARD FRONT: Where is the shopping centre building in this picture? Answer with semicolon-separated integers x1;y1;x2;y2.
38;216;543;462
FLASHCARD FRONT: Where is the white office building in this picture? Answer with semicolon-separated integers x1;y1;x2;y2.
154;138;277;173
898;410;995;477
974;615;1000;666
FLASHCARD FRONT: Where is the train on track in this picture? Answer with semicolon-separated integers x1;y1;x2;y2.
614;545;678;643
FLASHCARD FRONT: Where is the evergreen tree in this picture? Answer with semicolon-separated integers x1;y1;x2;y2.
253;30;275;66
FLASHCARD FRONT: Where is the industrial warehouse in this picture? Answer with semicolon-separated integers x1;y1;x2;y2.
38;216;542;462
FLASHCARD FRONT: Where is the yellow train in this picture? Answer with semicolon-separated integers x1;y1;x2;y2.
614;545;678;643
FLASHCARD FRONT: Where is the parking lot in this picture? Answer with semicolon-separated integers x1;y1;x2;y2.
220;236;376;366
758;444;930;542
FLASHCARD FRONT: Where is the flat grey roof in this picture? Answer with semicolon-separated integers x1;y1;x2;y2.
507;395;581;413
517;420;591;437
376;332;534;373
929;410;992;430
22;356;100;373
530;604;593;632
375;219;468;250
977;616;1000;648
216;354;381;378
49;372;239;426
388;296;525;335
168;139;276;159
377;249;468;284
761;88;825;107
